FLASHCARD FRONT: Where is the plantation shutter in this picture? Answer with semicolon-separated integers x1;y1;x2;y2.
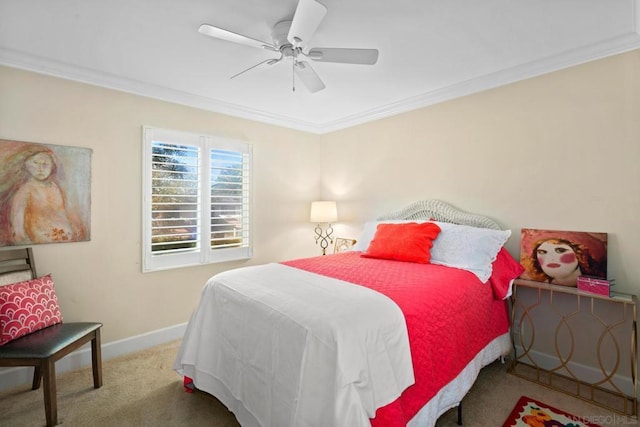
142;126;252;272
151;142;200;254
206;138;252;262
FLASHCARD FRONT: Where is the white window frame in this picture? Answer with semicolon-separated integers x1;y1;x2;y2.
142;126;252;272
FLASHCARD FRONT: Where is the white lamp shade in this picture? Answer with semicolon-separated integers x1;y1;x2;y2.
310;201;337;223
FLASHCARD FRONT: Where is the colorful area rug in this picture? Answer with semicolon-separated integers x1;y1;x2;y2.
503;396;601;427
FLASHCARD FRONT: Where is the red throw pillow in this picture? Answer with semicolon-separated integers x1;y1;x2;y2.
362;222;441;264
0;274;63;345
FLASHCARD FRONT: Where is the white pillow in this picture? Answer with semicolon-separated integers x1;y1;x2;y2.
353;220;510;282
429;221;511;282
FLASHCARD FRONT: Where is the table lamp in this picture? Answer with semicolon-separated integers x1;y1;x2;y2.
310;201;337;255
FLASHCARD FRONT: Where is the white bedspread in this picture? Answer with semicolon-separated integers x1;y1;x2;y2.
174;263;414;427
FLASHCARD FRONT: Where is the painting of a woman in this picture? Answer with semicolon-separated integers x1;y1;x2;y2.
520;229;607;287
0;140;91;246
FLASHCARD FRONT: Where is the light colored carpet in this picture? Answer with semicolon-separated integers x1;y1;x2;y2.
0;340;628;426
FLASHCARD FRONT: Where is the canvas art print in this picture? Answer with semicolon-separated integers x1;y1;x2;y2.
520;228;607;287
0;139;91;247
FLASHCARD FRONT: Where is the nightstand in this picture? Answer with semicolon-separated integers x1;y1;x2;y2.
509;278;637;416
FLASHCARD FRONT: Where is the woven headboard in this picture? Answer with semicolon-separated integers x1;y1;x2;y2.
376;199;501;230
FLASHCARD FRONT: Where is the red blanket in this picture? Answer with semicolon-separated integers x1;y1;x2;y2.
283;251;514;426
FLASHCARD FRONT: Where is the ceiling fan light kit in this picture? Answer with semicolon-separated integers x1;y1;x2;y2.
198;0;379;93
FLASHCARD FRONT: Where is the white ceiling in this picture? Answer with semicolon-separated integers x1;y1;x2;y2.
1;0;639;134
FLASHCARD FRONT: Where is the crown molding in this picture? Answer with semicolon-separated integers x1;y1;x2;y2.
319;31;640;133
0;47;326;134
2;28;639;135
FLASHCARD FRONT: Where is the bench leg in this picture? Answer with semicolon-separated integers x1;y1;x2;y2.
42;358;57;427
32;365;42;390
91;329;103;388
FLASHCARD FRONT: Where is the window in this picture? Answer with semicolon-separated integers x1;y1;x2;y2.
142;127;252;272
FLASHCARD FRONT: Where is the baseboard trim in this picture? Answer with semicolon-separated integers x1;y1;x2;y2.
0;322;187;393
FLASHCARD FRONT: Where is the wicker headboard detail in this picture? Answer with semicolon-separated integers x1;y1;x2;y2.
376;199;501;230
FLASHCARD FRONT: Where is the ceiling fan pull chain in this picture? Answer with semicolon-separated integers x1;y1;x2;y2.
292;58;296;92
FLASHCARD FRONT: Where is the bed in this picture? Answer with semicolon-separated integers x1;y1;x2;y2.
173;199;524;426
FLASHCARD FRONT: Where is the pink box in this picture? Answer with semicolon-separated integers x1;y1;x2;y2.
577;276;613;297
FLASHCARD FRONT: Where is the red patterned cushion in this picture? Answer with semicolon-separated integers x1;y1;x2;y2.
0;274;63;345
362;222;441;264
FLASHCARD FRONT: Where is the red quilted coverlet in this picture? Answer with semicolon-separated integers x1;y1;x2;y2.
282;252;510;426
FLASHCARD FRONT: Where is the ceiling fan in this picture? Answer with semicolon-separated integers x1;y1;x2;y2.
198;0;379;93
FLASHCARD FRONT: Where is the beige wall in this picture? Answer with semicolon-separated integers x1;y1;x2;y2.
321;49;640;295
1;48;639;347
0;66;322;343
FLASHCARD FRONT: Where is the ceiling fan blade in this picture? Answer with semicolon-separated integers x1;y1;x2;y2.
307;48;379;65
230;57;282;80
199;24;277;51
294;61;326;93
287;0;327;46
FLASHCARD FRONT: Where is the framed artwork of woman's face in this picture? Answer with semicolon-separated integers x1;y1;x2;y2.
519;228;608;287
